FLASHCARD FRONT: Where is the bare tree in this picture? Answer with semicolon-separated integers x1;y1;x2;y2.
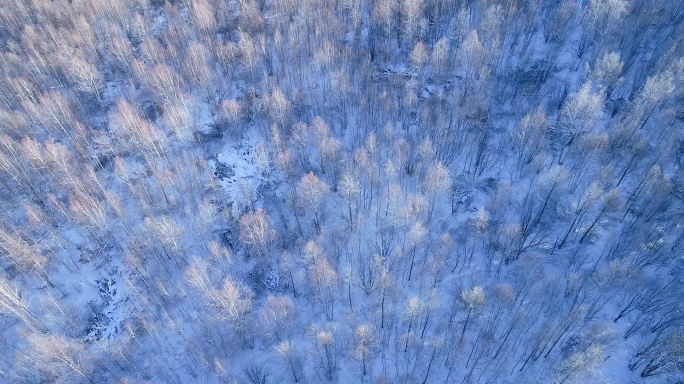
405;221;427;282
240;209;278;269
211;276;255;346
315;328;337;380
460;286;486;342
420;161;451;222
264;87;291;132
148;64;186;107
409;41;429;75
164;96;196;147
107;25;134;73
400;0;424;43
62;53;105;104
27;333;96;384
243;361;271;384
543;0;575;44
555;82;603;164
351;324;378;377
192;0;218;38
0;277;47;332
556;344;605;383
275;340;304;383
297;172;330;234
430;37;449;78
458;30;487;104
111;99;169;163
339;170;360;227
183;42;218;108
588;51;624;98
558;180;604;248
636;328;684;378
309;256;338;321
480;4;504;66
259;295;297;345
238;30;261;77
585;0;629;47
511;109;548;178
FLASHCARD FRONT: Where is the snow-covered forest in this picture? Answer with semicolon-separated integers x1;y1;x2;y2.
0;0;682;382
